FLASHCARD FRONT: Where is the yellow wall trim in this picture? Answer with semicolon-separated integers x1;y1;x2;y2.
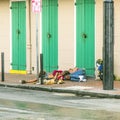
10;70;27;74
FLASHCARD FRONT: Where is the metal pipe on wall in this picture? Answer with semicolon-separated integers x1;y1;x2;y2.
27;0;32;74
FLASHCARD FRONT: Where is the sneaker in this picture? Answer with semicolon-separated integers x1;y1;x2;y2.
82;79;87;82
79;75;84;81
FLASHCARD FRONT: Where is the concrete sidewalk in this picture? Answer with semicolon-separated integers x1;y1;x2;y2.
0;73;120;98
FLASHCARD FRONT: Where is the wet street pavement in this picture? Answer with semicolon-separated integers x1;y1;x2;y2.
0;86;120;120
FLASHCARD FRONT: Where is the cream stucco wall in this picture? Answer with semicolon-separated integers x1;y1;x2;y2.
58;0;74;70
95;0;120;78
0;0;37;74
114;0;120;77
26;0;40;74
1;0;120;78
30;7;40;74
95;0;103;60
0;0;10;73
95;0;103;78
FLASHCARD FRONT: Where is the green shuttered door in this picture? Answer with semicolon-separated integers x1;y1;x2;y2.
11;1;26;71
76;0;95;76
42;0;58;72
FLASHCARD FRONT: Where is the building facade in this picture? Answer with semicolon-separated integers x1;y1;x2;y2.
0;0;120;79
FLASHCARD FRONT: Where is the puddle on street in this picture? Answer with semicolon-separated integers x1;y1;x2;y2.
0;98;120;120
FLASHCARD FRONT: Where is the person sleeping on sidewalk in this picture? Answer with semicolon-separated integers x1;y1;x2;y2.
19;69;70;85
64;68;86;82
20;67;86;85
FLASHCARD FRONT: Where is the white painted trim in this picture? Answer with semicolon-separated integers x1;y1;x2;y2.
10;1;12;70
40;11;42;54
95;0;96;62
95;0;97;78
74;0;76;67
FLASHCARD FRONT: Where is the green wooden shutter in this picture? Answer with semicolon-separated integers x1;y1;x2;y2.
76;0;95;76
42;0;58;72
11;1;26;72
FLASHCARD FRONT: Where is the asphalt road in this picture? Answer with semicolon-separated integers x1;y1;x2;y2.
0;86;120;120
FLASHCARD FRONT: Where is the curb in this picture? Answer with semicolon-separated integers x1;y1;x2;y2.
0;83;120;99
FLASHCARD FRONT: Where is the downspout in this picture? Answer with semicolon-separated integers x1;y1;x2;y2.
28;0;32;74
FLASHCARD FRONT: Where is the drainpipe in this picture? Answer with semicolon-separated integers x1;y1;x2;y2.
103;0;114;90
28;0;32;74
